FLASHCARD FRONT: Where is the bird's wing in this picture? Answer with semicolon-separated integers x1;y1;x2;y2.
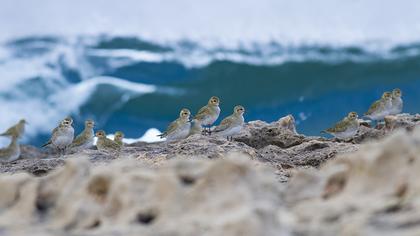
194;106;211;121
214;115;235;132
0;126;15;136
105;139;121;150
70;132;86;147
42;126;60;147
325;118;349;133
0;146;9;156
159;119;180;137
365;100;383;115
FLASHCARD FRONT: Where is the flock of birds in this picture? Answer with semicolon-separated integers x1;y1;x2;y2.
0;89;403;162
322;88;403;139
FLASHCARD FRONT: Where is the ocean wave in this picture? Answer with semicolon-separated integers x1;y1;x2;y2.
0;75;157;143
82;36;420;69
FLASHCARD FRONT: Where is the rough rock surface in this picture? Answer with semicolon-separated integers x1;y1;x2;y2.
1;114;419;179
282;127;420;235
0;114;419;235
0;155;283;236
0;117;419;235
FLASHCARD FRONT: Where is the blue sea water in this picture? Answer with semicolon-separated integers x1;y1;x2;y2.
0;35;419;146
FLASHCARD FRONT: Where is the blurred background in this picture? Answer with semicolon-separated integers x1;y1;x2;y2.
1;0;420;146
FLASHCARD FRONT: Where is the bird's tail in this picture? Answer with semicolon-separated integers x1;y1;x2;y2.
0;131;10;137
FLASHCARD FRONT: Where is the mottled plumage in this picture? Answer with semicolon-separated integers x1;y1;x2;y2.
159;108;191;141
212;105;245;140
365;92;393;121
193;96;221;128
0;119;27;139
322;112;359;140
70;119;95;151
42;117;74;155
188;120;203;137
0;134;21;162
114;131;125;147
96;130;121;152
389;88;403;115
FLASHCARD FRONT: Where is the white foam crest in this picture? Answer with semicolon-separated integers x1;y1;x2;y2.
85;42;420;69
49;76;156;128
0;76;156;143
106;128;163;144
0;40;90;92
51;76;156;111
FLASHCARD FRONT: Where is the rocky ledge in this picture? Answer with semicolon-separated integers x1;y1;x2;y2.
0;114;419;235
2;113;420;180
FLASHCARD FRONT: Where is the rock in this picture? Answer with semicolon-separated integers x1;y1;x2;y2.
1;114;419;182
281;126;420;235
0;154;283;236
354;113;420;143
20;145;48;160
0;115;419;235
235;120;306;149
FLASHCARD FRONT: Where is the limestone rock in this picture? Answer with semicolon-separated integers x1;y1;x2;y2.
0;155;283;236
235;120;306;149
282;126;420;235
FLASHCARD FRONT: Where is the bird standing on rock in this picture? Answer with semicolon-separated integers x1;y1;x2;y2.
322;111;359;140
159;108;191;141
364;92;393;122
211;105;245;141
193;96;221;133
70;119;95;151
42;117;74;155
0;130;21;162
188;120;203;137
0;119;27;139
389;88;403;115
95;130;121;152
114;131;125;147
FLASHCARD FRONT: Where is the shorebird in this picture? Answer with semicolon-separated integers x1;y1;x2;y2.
0;119;27;139
364;92;393;122
114;131;125;147
188;120;203;137
158;108;191;141
70;119;95;151
322;111;359;140
95;130;121;152
389;88;403;115
0;131;21;162
42;117;74;155
193;96;221;133
211;105;245;141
